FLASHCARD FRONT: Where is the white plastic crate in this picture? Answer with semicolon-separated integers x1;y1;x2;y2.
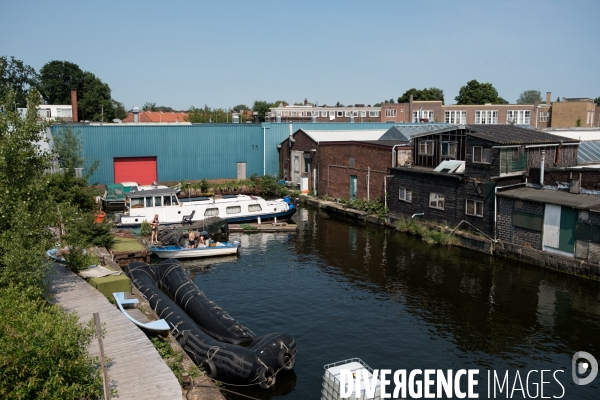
321;358;381;400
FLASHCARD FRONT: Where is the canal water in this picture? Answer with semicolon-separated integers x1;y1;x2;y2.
181;206;600;399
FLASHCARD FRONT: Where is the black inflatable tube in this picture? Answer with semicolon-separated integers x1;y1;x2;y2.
125;260;296;387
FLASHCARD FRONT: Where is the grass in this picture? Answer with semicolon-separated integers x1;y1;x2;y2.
395;216;459;246
110;236;147;252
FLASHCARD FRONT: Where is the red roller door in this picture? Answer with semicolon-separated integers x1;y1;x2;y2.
114;157;157;184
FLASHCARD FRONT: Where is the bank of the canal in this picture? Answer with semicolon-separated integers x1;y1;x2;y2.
182;204;600;399
299;195;600;283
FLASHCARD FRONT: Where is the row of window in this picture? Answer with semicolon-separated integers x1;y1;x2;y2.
399;188;483;216
418;142;497;164
276;110;380;117
130;195;179;208
205;204;263;216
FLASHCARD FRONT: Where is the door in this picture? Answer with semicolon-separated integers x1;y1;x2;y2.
114;157;157;185
350;175;357;200
291;151;303;184
237;162;246;180
543;204;576;254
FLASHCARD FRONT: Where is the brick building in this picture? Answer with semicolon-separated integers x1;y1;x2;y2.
268;93;599;128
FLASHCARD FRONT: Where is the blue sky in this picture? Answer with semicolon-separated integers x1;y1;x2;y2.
2;0;598;110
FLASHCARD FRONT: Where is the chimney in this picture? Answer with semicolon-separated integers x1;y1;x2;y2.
70;89;78;122
546;92;551;105
304;98;308;106
132;106;140;123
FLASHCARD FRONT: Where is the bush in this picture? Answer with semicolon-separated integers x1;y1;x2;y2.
0;286;103;399
395;216;458;246
140;220;152;237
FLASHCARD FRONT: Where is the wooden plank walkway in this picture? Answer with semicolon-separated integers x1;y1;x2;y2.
48;263;181;399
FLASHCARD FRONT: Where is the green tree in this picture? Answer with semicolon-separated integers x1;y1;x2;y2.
233;104;249;112
186;105;230;123
113;99;128;120
0;56;40;108
78;72;114;122
252;100;272;122
273;100;288;107
594;97;599;106
516;90;543;104
0;89;55;294
397;87;445;104
455;79;508;105
142;102;157;111
39;60;84;105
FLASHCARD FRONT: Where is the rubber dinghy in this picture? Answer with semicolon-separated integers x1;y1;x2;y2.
125;260;296;388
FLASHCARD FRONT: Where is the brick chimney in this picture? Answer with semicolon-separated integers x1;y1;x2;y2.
70;89;78;122
546;92;551;105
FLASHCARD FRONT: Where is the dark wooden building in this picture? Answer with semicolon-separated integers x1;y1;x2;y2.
388;125;579;237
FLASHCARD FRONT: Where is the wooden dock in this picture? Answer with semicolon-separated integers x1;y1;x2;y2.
48;263;181;399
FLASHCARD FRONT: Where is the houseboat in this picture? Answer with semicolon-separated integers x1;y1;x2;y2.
114;188;296;227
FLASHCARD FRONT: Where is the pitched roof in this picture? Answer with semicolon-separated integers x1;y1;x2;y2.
122;111;188;123
578;140;600;164
298;129;387;143
412;124;578;145
379;123;455;140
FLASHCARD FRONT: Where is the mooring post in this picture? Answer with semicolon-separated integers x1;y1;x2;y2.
93;312;111;400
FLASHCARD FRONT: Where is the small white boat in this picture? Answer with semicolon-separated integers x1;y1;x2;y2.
113;292;170;334
149;241;240;259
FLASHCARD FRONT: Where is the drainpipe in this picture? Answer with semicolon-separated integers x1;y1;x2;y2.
391;144;402;167
367;166;370;200
540;150;546;186
384;175;394;209
263;125;270;176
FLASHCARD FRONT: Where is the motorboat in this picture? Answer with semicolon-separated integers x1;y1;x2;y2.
149;241;240;259
101;181;180;212
115;188;296;227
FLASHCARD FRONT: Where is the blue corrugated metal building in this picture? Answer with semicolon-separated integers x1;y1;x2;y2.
51;122;393;184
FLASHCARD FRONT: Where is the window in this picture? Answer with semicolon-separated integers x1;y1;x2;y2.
473;146;491;163
507;110;530;124
226;206;241;214
337;111;344;117
321;111;328;117
369;111;379;117
419;140;434;155
145;197;153;207
204;208;219;216
445;110;466;124
291;111;297;117
540;112;549;122
466;199;483;217
131;197;144;208
154;196;162;206
413;110;434;122
399;187;412;202
248;204;262;212
441;142;457;158
283;111;289;117
429;193;445;210
163;196;171;206
385;109;397;117
475;110;497;124
360;111;367;117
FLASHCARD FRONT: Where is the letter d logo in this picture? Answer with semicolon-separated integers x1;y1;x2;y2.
572;351;598;386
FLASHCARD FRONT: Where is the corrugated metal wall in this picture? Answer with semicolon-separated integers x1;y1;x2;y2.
52;122;393;184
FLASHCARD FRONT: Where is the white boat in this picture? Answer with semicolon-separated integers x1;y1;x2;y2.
321;358;381;400
149;241;240;259
115;188;296;227
112;292;170;334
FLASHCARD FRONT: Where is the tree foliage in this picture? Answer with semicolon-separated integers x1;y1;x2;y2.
455;79;508;105
252;100;272;122
0;55;40;108
39;60;84;105
398;87;445;104
186;105;231;123
113;99;128;120
0;89;55;294
516;90;543;104
594;97;600;106
142;102;157;111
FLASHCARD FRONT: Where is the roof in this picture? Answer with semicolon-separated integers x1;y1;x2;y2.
433;160;465;174
543;128;600;141
379;123;456;140
125;188;176;197
298;129;387;143
122;111;188;123
412;124;578;145
578;141;600;164
497;186;600;211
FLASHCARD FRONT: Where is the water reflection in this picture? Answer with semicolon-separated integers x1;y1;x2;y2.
188;206;600;399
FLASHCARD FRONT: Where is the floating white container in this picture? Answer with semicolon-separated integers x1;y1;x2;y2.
321;358;381;400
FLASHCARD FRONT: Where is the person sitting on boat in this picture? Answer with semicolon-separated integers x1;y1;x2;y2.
197;235;205;246
188;230;197;248
150;215;159;244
